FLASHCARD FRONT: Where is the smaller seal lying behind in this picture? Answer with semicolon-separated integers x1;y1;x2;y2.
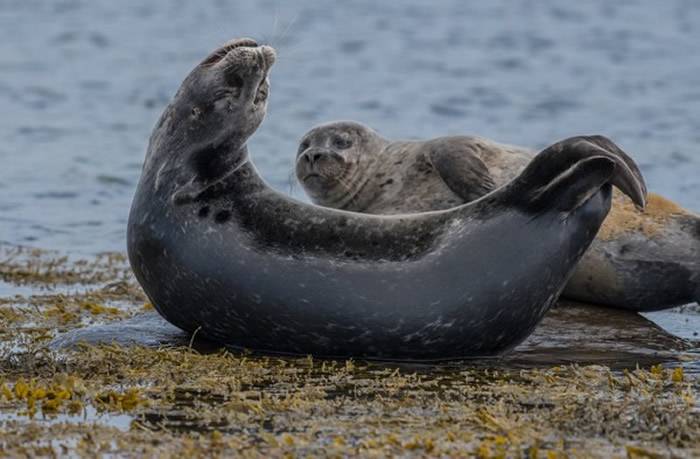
296;121;699;311
128;39;646;360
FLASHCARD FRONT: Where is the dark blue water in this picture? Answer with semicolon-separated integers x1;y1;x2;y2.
1;0;699;253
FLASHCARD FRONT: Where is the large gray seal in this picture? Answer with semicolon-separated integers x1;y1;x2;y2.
127;39;646;361
296;121;699;311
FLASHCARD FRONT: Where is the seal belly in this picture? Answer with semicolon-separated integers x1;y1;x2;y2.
131;197;604;360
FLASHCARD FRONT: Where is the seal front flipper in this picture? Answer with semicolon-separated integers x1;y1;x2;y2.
425;137;496;202
509;136;648;214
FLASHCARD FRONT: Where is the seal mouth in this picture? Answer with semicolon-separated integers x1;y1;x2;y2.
302;173;336;190
239;44;276;75
256;45;276;72
303;173;323;182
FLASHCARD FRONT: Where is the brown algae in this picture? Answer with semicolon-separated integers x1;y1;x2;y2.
598;191;694;241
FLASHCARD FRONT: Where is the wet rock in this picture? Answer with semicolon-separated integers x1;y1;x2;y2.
49;311;217;351
508;301;697;368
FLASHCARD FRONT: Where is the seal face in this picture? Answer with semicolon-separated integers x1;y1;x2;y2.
128;39;646;361
295;121;388;211
297;121;698;311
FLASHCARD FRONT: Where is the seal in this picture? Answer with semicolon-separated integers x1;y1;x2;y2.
127;39;646;361
297;121;699;311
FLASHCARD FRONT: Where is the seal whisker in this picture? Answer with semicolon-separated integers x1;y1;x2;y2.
335;174;368;211
272;13;299;48
261;13;303;65
286;169;298;195
270;8;280;42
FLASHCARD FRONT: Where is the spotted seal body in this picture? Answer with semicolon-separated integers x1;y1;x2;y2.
127;39;646;360
297;122;698;311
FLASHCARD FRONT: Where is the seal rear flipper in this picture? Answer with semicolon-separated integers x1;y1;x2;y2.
508;136;647;215
528;156;616;213
580;135;649;201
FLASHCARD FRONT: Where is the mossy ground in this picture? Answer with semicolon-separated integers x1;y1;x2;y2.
1;245;698;458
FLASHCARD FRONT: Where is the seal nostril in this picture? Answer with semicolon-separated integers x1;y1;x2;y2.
312;153;323;163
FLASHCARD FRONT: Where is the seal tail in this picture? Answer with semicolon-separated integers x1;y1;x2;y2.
510;136;647;214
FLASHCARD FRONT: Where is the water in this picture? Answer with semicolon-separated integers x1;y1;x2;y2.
0;0;699;252
644;307;700;341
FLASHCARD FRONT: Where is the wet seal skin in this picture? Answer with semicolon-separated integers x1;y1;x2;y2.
297;121;698;311
127;38;646;361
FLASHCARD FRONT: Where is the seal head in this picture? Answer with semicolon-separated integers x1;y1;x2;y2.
295;121;388;209
147;38;275;197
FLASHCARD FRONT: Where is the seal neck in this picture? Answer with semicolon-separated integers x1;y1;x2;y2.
188;140;250;183
329;148;383;212
149;139;251;206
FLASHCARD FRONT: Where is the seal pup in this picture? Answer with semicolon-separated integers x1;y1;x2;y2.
296;121;699;311
127;39;646;360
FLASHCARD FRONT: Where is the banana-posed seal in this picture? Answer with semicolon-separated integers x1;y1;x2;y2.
296;121;698;311
127;39;646;361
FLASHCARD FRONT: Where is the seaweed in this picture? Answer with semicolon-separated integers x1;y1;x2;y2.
0;244;698;457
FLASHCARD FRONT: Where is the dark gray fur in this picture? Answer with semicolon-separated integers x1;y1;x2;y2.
127;39;646;360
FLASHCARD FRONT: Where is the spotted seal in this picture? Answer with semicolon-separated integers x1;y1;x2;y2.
127;39;646;360
296;121;698;311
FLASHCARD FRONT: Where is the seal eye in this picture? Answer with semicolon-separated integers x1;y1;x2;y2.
333;136;352;150
225;72;244;90
298;140;310;155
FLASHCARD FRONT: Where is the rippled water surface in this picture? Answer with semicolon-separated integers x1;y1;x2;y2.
1;0;699;252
